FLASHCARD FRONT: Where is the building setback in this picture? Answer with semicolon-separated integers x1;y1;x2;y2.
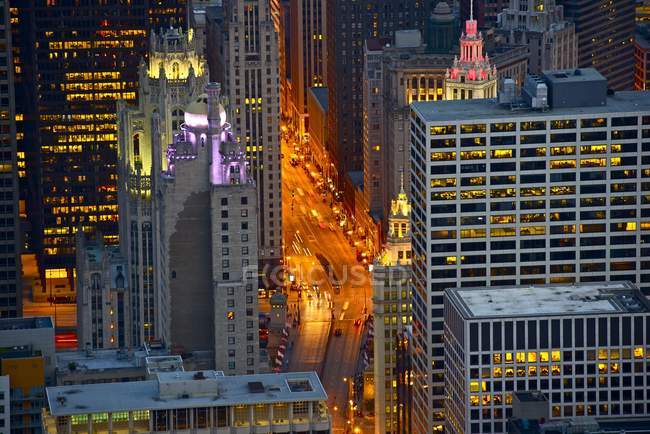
556;0;635;90
206;0;283;271
408;68;650;434
444;282;650;434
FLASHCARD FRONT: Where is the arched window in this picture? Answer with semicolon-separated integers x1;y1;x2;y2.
133;133;140;156
172;62;179;79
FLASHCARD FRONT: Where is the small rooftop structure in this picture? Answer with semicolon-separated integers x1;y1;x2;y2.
47;371;327;416
0;316;53;331
446;282;650;319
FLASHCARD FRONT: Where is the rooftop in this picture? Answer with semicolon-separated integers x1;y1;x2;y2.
541;68;606;85
0;316;53;332
446;282;650;319
309;87;328;112
411;91;650;123
47;371;327;416
56;347;174;373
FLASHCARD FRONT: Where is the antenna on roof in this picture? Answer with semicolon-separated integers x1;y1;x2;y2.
470;0;474;21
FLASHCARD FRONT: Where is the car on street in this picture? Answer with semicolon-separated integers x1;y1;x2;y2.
333;284;341;294
354;319;362;327
334;328;342;336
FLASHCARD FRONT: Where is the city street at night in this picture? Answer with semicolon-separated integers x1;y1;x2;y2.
281;135;372;432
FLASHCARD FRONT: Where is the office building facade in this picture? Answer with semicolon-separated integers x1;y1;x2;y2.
44;371;331;434
9;1;185;288
326;0;432;186
117;26;207;346
445;282;650;434
557;0;635;90
0;0;21;319
460;0;509;29
156;83;262;374
286;0;326;138
498;0;577;74
635;24;650;91
372;186;412;434
207;0;283;270
75;232;131;350
409;69;650;433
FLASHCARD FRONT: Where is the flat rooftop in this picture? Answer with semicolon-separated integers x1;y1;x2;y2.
541;68;606;85
411;91;650;123
47;371;327;416
56;348;160;373
447;282;650;319
309;87;328;112
0;316;53;331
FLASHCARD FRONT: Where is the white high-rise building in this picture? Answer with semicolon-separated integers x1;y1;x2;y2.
409;68;650;433
117;27;207;345
207;0;283;272
445;282;650;434
155;82;262;374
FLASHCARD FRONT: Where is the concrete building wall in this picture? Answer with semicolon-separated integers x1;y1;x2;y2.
160;157;214;354
211;185;262;375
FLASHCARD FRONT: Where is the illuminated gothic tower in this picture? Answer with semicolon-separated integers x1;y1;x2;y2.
117;27;207;345
156;82;262;374
444;3;498;100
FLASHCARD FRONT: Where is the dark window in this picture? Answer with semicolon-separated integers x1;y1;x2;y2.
563;319;572;347
634;317;644;345
623;317;631;345
493;322;502;351
481;323;490;351
552;320;560;347
611;317;619;346
599;318;608;346
470;323;478;351
540;320;549;348
528;321;537;348
505;321;513;350
587;319;596;346
516;321;525;349
575;319;583;347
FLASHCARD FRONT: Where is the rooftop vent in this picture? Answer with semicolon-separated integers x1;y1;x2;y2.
193;371;206;380
248;381;265;393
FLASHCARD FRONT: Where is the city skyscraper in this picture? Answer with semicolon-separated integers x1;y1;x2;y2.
557;0;635;90
409;68;650;433
117;26;207;346
326;0;432;187
0;0;21;318
460;0;509;29
155;83;263;374
9;1;186;292
498;0;577;74
286;0;326;138
207;0;283;272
